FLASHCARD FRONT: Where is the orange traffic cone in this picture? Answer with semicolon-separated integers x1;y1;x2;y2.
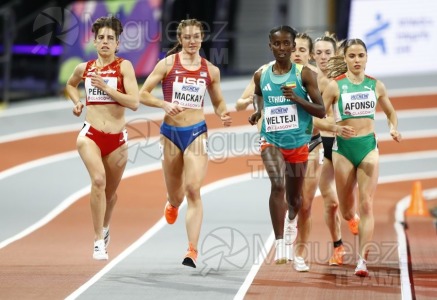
405;181;431;216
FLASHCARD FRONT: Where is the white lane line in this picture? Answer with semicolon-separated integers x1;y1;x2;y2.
0;137;254;246
1;156;436;297
234;186;317;299
0;185;89;249
390;108;437;118
233;232;275;300
0;136;435;249
0;103;435;296
64;171;437;300
0;162;161;250
235;173;437;300
0;151;78;180
0;125;254;180
0;80;249;117
0;105;229;144
394;221;411;300
0;119;435;181
0;124;81;144
2;121;436;147
0;123;434;251
379;171;437;184
388;86;437;98
379;150;437;162
377;129;437;140
1;106;436;144
0;112;163;144
1;144;436;183
1;83;436;117
0;99;72;117
65;173;255;300
394;188;437;300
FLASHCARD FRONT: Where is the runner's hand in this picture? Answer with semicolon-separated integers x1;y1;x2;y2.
248;111;261;126
163;102;184;116
336;125;356;138
390;129;402;142
221;112;232;127
73;102;84;117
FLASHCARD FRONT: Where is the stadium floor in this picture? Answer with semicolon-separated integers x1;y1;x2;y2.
0;76;436;299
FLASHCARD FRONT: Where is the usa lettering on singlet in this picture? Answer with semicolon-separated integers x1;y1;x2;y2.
264;104;299;132
171;76;207;109
341;91;377;117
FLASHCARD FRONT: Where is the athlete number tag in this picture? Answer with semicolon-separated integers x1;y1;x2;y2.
341;91;377;117
85;77;117;103
171;82;206;109
264;104;299;132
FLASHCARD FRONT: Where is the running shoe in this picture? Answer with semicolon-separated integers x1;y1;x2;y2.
103;226;110;247
182;243;198;268
348;213;360;235
93;239;108;260
354;256;369;277
284;211;298;246
286;244;294;261
293;256;309;272
275;239;287;264
164;202;178;224
328;245;345;266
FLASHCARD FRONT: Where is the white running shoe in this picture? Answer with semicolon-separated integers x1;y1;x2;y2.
354;256;369;277
93;239;108;260
286;244;294;261
284;211;298;246
275;239;287;264
293;256;310;272
103;226;110;247
293;256;309;272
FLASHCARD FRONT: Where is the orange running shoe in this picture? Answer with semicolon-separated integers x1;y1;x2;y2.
164;202;178;224
182;243;198;268
348;214;360;235
328;245;346;266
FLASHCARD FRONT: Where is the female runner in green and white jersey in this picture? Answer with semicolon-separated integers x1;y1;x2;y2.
322;38;401;277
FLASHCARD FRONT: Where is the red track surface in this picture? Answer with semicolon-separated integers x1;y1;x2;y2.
0;94;436;299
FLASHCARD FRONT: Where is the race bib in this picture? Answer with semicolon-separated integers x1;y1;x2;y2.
264;104;299;132
172;82;206;109
85;77;117;103
342;91;376;117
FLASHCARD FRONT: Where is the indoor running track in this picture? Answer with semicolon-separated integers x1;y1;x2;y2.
0;78;436;299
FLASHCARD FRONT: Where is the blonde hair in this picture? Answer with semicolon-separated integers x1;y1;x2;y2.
295;32;313;53
326;55;347;78
314;31;338;53
336;39;346;56
166;19;204;57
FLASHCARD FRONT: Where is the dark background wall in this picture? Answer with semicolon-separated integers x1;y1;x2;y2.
0;0;348;103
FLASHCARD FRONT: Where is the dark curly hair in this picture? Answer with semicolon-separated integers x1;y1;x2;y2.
92;16;123;40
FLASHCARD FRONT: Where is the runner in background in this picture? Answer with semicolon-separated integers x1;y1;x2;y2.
312;33;358;268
